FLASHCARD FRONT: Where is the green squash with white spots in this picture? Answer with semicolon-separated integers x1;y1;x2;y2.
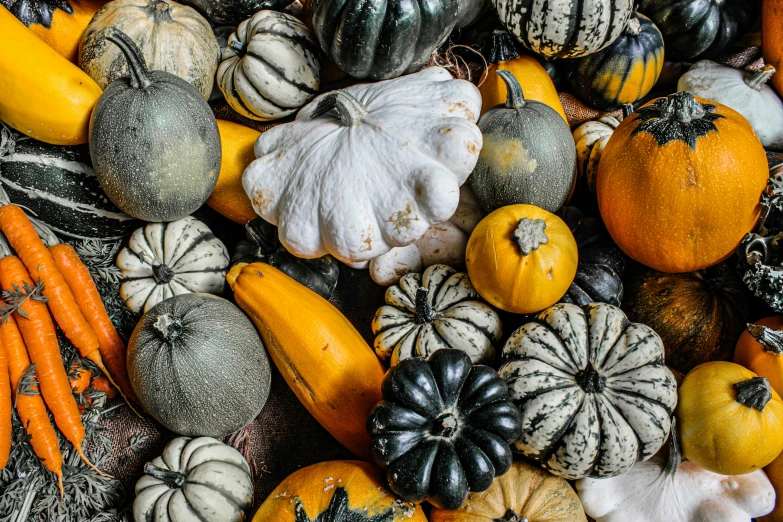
468;70;576;213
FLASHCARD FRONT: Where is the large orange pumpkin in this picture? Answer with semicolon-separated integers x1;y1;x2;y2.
763;0;783;96
735;316;783;397
597;91;768;273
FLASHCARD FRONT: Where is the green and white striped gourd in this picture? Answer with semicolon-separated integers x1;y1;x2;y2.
498;302;678;479
372;264;502;366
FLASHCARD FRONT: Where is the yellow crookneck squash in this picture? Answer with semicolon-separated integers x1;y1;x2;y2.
479;30;567;123
207;120;260;225
763;0;783;96
0;5;101;145
227;262;385;461
252;461;427;522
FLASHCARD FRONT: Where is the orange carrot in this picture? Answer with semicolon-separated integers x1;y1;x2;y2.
0;206;105;372
0;321;10;470
49;244;137;406
2;314;63;494
0;255;102;475
89;376;116;399
68;361;91;395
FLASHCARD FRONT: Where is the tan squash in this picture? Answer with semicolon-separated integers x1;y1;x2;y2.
207;120;260;225
226;262;386;461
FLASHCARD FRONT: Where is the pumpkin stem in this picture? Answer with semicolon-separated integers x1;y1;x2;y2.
0;123;15;159
513;218;548;255
494;510;528;522
147;0;172;23
103;27;154;89
745;65;777;91
575;363;606;393
153;313;183;342
143;462;186;488
734;376;773;412
229;39;247;57
625;14;642;36
497;70;526;110
414;287;436;324
748;324;783;355
661;91;705;122
664;417;681;477
309;91;367;126
152;263;175;285
432;412;459;438
489;30;520;64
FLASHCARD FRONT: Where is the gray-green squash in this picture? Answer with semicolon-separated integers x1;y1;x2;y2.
468;70;576;213
127;293;271;438
88;28;221;222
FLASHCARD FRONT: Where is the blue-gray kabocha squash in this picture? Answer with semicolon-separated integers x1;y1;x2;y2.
565;12;664;111
494;0;636;59
0;128;137;239
310;0;461;80
127;293;271;438
88;28;221;222
638;0;759;62
367;349;523;510
498;302;678;480
179;0;288;25
468;70;576;213
557;207;625;307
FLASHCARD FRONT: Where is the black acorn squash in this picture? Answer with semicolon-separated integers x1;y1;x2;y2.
367;349;522;510
179;0;288;25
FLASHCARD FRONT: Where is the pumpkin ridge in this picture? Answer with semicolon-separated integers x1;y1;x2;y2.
235;64;294;112
533;317;583;374
167;232;218;267
595;392;647;462
536;392;590;473
255;29;320;58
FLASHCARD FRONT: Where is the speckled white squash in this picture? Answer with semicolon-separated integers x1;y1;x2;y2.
216;10;320;121
117;217;230;313
372;264;501;366
678;61;783;151
242;66;483;264
498;302;678;479
133;436;253;522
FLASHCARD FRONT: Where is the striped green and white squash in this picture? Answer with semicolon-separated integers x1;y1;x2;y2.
133;436;253;522
117;217;230;313
372;264;502;366
216;10;320;121
0;132;137;240
494;0;635;58
498;302;677;479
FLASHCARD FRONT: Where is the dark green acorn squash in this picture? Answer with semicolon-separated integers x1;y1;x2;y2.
179;0;288;25
127;293;272;437
88;28;221;222
232;218;339;299
468;70;576;213
638;0;760;61
367;349;522;510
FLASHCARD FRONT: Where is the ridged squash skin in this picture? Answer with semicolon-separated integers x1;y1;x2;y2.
207;120;260;225
764;0;783;96
0;5;101;145
227;262;386;461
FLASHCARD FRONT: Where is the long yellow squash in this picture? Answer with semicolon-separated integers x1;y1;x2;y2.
227;262;385;461
0;5;101;145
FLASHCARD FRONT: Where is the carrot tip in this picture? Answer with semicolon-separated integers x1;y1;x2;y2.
57;475;64;499
76;447;112;478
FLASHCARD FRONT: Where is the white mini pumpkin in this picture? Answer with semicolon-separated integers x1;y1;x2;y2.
678;61;783;151
243;66;483;264
217;10;321;121
133;436;253;522
117;216;230;313
372;264;501;366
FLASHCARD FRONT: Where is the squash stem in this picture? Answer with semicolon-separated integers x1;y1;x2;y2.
229;39;247;57
748;324;783;355
148;0;173;23
153;314;184;342
143;462;186;488
734;376;773;412
309;91;367;126
490;30;520;64
152;263;175;285
621;104;634;119
512;218;548;255
495;510;528;522
660;92;705;122
745;65;777;91
104;27;154;89
497;70;526;110
414;288;436;324
624;14;642;36
664;417;681;477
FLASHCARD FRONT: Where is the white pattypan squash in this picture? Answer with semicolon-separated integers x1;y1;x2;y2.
678;61;783;150
242;66;483;264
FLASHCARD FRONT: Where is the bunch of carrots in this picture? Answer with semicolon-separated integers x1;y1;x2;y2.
0;204;137;495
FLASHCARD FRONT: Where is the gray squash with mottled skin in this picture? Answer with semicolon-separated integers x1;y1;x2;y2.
127;293;271;437
469;70;576;213
89;28;221;222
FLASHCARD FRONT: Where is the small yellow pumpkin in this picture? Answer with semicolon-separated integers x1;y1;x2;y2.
735;316;783;397
677;361;783;475
465;204;578;314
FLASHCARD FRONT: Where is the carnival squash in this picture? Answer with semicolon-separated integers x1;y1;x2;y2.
252;460;427;522
597;92;769;273
677;361;783;475
466;204;578;314
764;0;783;96
0;5;101;145
207;120;260;225
763;450;783;522
735;317;783;397
572;109;631;197
478;29;567;121
227;262;386;460
429;459;587;522
1;0;108;62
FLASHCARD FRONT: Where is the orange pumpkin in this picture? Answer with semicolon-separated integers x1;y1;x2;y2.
465;204;578;314
763;0;783;96
597;91;768;273
207;120;260;225
735;316;783;397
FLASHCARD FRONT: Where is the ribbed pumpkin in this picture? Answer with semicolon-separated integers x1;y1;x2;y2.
466;204;578;314
79;0;219;99
764;0;783;96
677;361;783;476
735;317;783;397
597;92;769;273
565;12;664;111
478;29;567;122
